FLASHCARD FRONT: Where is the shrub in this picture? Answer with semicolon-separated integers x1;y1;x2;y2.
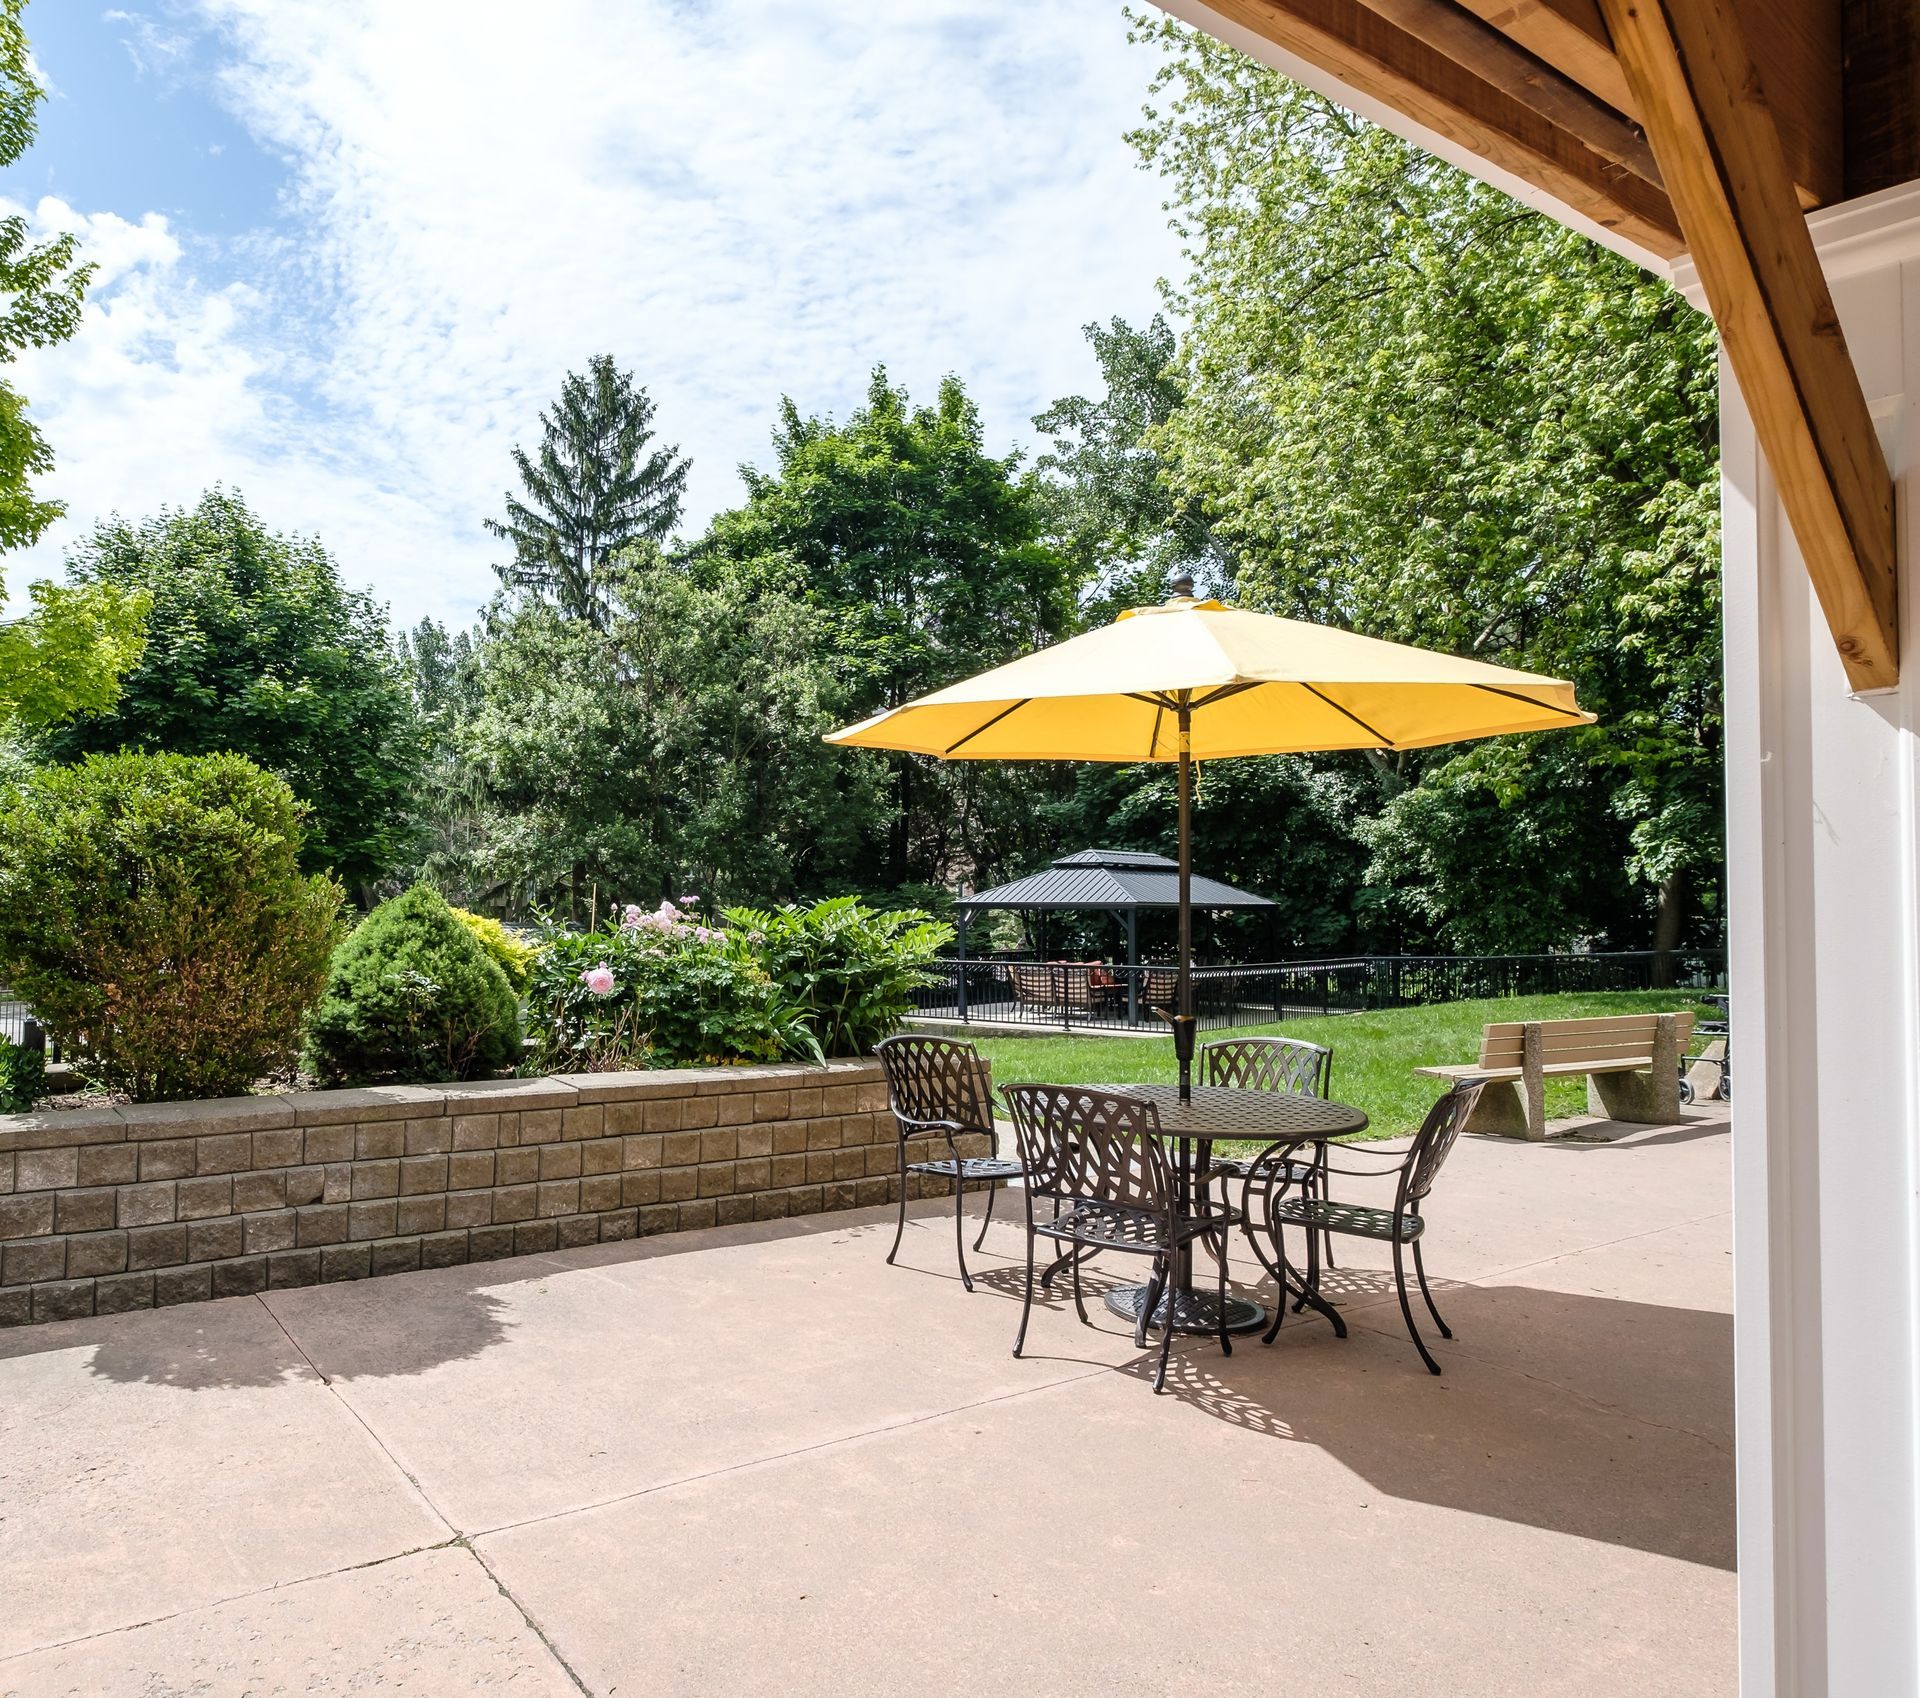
0;1037;45;1114
525;901;817;1072
726;896;951;1056
451;907;536;995
306;885;522;1084
0;751;343;1101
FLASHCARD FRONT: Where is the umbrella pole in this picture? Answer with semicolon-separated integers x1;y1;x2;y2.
1175;699;1197;1102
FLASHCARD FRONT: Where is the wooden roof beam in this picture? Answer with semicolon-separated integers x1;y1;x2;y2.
1345;0;1660;186
1598;0;1897;688
1460;0;1841;207
1193;0;1685;257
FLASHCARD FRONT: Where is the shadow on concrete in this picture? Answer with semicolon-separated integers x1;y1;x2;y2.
55;1262;567;1391
1544;1115;1731;1151
1125;1282;1734;1571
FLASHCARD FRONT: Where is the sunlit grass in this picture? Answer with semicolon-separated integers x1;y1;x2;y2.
969;989;1718;1140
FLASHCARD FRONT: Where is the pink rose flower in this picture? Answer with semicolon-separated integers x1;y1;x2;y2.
581;963;617;997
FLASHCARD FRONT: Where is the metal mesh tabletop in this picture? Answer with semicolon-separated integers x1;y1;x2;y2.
1086;1083;1368;1141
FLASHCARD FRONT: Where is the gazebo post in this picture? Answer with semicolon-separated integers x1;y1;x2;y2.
1125;908;1139;1026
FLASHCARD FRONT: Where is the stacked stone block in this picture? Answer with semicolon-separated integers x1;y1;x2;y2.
0;1060;994;1326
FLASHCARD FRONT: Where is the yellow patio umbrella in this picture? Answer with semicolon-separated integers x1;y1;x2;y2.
827;578;1594;1098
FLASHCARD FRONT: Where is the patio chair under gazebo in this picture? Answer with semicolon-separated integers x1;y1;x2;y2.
957;848;1274;1026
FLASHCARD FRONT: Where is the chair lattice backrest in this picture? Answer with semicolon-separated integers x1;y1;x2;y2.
875;1036;992;1136
1002;1085;1173;1214
1201;1035;1330;1098
1407;1079;1486;1202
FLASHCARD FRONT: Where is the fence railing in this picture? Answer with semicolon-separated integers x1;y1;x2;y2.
0;988;51;1056
913;949;1727;1033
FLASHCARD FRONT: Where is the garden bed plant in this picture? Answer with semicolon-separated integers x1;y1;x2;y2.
523;896;950;1072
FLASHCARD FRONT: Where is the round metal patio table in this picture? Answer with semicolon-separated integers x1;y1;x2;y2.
1087;1082;1369;1335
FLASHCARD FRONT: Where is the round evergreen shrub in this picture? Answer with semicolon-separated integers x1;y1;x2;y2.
0;751;344;1101
306;885;522;1084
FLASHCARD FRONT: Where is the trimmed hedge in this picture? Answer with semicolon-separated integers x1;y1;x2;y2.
306;885;522;1084
0;751;343;1101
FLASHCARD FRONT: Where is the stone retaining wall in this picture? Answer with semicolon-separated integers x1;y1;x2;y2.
0;1061;992;1327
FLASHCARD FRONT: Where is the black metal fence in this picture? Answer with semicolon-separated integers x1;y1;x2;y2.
914;949;1727;1033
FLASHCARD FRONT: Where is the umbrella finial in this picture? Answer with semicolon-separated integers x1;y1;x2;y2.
1166;573;1197;605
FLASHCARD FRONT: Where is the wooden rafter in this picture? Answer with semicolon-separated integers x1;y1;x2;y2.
1194;0;1685;256
1458;0;1840;206
1345;0;1660;185
1598;0;1896;688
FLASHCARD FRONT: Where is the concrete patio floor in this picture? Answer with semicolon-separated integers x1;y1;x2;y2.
0;1111;1733;1697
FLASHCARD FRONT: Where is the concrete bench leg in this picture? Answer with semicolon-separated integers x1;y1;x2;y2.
1585;1015;1684;1125
1460;1080;1531;1137
1461;1024;1550;1140
1589;1068;1684;1124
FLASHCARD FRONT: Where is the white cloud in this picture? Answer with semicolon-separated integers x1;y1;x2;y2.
16;1;1182;628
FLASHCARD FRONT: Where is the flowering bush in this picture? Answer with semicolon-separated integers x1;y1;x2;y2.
523;895;947;1071
524;904;818;1073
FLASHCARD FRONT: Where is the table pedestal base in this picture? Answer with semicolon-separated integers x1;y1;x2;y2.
1104;1283;1267;1335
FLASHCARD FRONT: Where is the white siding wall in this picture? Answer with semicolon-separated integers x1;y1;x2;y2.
1686;182;1920;1698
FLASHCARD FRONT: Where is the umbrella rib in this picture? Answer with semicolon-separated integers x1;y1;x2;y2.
944;699;1031;755
1189;680;1259;710
1470;683;1589;720
1300;682;1394;746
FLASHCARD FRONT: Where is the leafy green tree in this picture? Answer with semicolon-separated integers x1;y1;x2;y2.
46;490;422;891
0;578;149;729
0;0;148;731
1124;19;1723;953
395;615;488;901
487;355;690;626
701;368;1083;893
1034;314;1231;615
453;553;880;917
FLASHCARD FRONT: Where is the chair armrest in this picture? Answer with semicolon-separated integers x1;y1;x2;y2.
896;1117;984;1140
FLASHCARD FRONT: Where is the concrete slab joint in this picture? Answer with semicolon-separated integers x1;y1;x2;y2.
0;1059;966;1326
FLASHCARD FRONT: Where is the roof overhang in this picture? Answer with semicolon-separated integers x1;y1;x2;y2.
1158;0;1907;692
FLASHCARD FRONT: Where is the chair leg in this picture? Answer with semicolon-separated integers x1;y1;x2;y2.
886;1148;908;1267
1411;1237;1451;1338
1316;1147;1337;1271
1293;1196;1321;1315
1216;1236;1232;1358
951;1167;973;1293
973;1177;998;1251
1013;1203;1037;1359
1393;1235;1441;1375
1135;1264;1162;1350
1153;1261;1177;1393
1070;1243;1090;1325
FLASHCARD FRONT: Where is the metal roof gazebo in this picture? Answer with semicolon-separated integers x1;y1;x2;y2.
956;848;1274;1027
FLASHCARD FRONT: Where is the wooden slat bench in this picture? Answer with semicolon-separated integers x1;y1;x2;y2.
1415;1011;1696;1141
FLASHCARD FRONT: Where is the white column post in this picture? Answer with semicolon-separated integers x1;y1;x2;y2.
1688;181;1920;1698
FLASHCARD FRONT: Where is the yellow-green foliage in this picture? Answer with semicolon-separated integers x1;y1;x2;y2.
451;907;535;995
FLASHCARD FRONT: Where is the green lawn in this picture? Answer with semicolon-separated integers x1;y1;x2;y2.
971;989;1718;1140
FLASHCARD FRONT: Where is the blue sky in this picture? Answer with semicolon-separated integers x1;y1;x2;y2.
2;1;1183;629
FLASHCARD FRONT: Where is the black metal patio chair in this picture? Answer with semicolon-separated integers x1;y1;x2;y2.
1244;1077;1486;1375
1195;1036;1337;1277
876;1035;1025;1292
1002;1083;1240;1392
